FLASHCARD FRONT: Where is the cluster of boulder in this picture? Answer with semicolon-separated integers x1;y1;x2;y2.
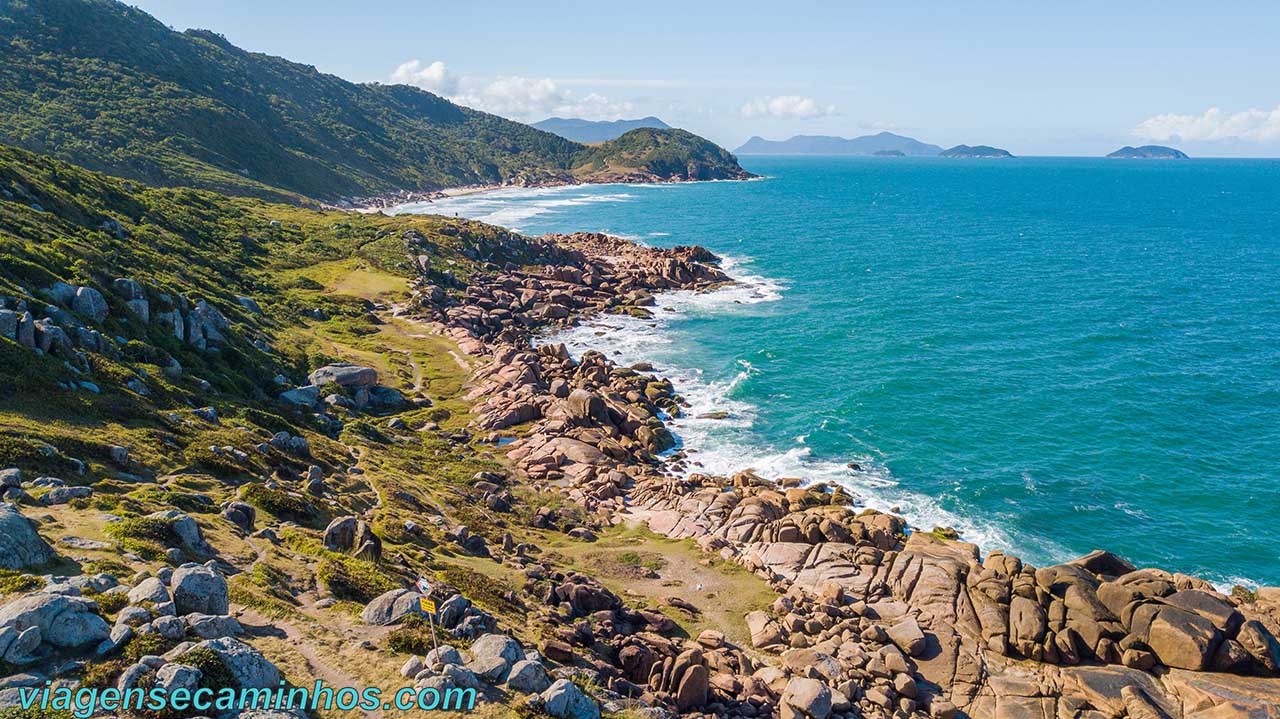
1;278;236;366
0;559;270;708
278;362;408;415
392;230;1280;718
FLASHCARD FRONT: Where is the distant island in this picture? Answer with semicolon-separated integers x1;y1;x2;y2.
940;144;1015;158
532;116;671;143
735;131;943;156
872;149;906;157
1106;145;1189;159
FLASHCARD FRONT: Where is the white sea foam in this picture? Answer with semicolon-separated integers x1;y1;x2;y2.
541;256;1034;559
400;181;1050;565
389;185;638;231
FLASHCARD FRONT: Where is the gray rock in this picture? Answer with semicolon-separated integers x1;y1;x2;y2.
128;577;171;605
360;589;422;626
149;510;213;555
185;613;243;639
470;632;523;664
170;564;229;615
95;624;133;656
3;626;41;664
0;310;17;340
437;593;471;629
0;504;56;569
541;678;600;719
0;593;71;634
279;385;320;406
72;287;109;324
156;663;202;694
0;468;19;489
153;614;186;640
116;606;151;627
44;599;111;648
425;644;464;669
308;363;378;388
221;501;256;531
112;278;145;301
400;655;425;678
15;312;35;349
190;637;279;689
44;282;76;305
506;659;551;693
40;486;92;505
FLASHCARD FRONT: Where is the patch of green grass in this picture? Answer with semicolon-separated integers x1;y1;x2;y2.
174;647;238;694
387;613;458;655
104;515;179;559
0;569;43;594
240;484;320;526
87;589;129;615
317;556;397;603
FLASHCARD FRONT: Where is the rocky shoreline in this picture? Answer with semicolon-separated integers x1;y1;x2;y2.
403;230;1280;718
1;218;1278;719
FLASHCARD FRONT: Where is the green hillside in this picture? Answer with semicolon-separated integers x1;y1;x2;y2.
0;0;748;203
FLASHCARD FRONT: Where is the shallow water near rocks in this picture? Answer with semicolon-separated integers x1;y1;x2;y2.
394;156;1280;587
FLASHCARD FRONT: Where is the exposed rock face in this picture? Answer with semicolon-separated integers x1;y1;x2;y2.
0;504;56;569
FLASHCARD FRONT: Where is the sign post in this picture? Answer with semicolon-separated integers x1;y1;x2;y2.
417;578;438;654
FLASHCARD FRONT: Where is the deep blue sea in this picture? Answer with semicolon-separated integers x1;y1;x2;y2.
394;156;1280;587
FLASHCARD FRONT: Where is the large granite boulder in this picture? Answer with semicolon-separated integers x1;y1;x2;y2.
308;363;377;388
1130;603;1223;671
781;677;832;719
467;633;523;682
72;286;108;324
170;564;229;615
0;504;56;569
361;589;422;626
322;515;381;561
0;592;110;663
506;659;551;693
189;637;279;689
541;678;600;719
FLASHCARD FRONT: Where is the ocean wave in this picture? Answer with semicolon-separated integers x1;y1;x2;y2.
541;257;1038;561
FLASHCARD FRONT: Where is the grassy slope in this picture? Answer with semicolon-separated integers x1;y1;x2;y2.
0;0;748;203
0;145;775;717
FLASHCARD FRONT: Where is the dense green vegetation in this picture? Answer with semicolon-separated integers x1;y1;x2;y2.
0;0;747;203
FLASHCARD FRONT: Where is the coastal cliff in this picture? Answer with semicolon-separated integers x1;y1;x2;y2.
1;144;1278;719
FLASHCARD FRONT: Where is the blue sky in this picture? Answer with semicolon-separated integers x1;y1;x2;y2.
128;1;1280;156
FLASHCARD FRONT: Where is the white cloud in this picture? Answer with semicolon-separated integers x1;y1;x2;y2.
740;95;836;119
1134;106;1280;143
390;59;634;121
390;60;458;96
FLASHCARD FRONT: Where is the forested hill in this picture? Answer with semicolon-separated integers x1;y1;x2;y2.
0;0;749;203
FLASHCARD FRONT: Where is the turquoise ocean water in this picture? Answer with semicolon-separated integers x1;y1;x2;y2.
393;156;1280;587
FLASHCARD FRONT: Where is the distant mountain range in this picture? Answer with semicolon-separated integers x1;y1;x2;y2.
734;132;943;156
533;116;672;143
940;145;1015;158
1107;145;1189;159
